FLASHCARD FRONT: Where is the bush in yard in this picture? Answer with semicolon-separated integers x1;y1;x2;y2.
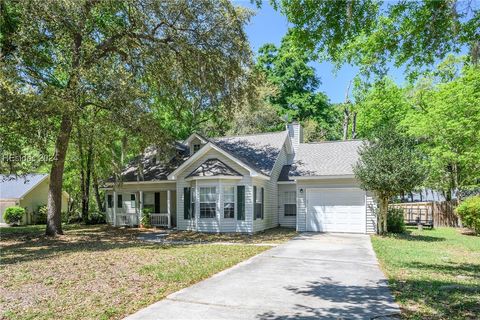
35;205;48;224
387;208;406;233
3;206;25;225
85;211;106;225
456;196;480;234
141;208;152;228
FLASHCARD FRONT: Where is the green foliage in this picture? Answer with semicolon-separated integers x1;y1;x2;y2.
141;208;152;228
256;34;340;140
277;0;480;78
403;65;480;196
456;196;480;234
354;130;425;198
1;0;253;234
354;129;425;233
387;208;406;234
85;211;106;225
3;206;25;225
354;78;411;138
35;205;48;225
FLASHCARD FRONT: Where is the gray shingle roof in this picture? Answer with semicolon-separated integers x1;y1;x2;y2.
211;131;287;176
113;131;288;182
187;159;242;178
285;140;364;179
111;143;189;183
0;174;48;199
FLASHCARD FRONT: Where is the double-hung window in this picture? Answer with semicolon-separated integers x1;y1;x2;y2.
117;194;123;208
130;194;136;208
200;187;217;218
223;186;235;219
107;195;113;208
284;191;296;216
254;186;264;219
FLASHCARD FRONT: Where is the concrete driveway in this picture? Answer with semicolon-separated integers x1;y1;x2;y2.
125;233;400;320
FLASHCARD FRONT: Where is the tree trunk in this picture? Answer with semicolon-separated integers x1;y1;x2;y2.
77;128;87;220
342;106;349;140
82;139;93;221
378;196;389;234
93;171;104;212
46;115;73;236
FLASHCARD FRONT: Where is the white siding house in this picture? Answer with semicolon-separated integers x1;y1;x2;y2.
104;124;378;234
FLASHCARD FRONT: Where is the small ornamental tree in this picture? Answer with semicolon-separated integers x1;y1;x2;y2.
354;130;425;234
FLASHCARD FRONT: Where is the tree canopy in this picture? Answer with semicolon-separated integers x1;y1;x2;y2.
275;0;480;78
255;35;341;140
0;0;252;235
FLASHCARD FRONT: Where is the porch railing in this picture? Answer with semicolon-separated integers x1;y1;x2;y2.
150;213;170;228
115;213;138;227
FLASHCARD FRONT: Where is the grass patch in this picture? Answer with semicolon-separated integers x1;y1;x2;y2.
0;224;271;320
371;227;480;319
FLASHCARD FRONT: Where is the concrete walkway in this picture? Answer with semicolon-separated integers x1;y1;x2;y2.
125;233;400;320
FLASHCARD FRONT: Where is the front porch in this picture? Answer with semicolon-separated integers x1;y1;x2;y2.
105;189;176;228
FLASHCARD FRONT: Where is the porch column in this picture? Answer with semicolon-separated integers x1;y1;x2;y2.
167;190;171;228
139;191;144;225
195;180;199;231
113;190;117;227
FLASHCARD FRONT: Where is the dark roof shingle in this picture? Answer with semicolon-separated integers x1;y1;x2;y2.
288;140;363;178
211;131;287;176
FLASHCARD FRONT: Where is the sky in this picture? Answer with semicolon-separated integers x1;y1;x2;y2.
235;1;408;103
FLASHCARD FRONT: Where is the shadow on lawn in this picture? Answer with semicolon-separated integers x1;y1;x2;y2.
405;261;480;279
387;231;446;242
0;225;169;265
389;278;480;319
256;277;400;319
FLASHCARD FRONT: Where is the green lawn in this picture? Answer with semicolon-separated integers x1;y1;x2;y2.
371;227;480;319
0;224;284;320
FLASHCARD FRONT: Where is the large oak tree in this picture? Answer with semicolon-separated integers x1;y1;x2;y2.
0;0;252;235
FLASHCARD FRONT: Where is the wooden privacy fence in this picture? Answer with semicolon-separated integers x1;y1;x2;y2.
389;200;459;227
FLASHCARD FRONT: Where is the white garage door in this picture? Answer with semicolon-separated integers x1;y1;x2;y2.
306;188;366;233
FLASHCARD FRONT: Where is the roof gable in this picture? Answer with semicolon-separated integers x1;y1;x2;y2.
168;142;268;180
186;159;242;178
0;174;49;199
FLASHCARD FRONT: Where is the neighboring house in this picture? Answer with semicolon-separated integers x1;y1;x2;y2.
0;174;69;224
104;123;377;234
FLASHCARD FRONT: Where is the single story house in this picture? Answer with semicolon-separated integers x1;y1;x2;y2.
0;174;69;224
104;123;377;234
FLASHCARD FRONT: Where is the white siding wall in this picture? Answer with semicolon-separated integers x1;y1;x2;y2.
175;148;253;233
296;178;378;233
278;184;297;228
252;143;289;232
287;123;303;153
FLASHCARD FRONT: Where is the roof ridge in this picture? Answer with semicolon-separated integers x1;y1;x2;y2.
300;139;365;145
212;130;287;140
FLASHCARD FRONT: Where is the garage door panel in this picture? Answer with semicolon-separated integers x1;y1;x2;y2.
307;189;366;233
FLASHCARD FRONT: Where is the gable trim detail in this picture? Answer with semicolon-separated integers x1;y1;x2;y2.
167;142;269;180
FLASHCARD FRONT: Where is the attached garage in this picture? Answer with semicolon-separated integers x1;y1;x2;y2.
306;188;366;233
